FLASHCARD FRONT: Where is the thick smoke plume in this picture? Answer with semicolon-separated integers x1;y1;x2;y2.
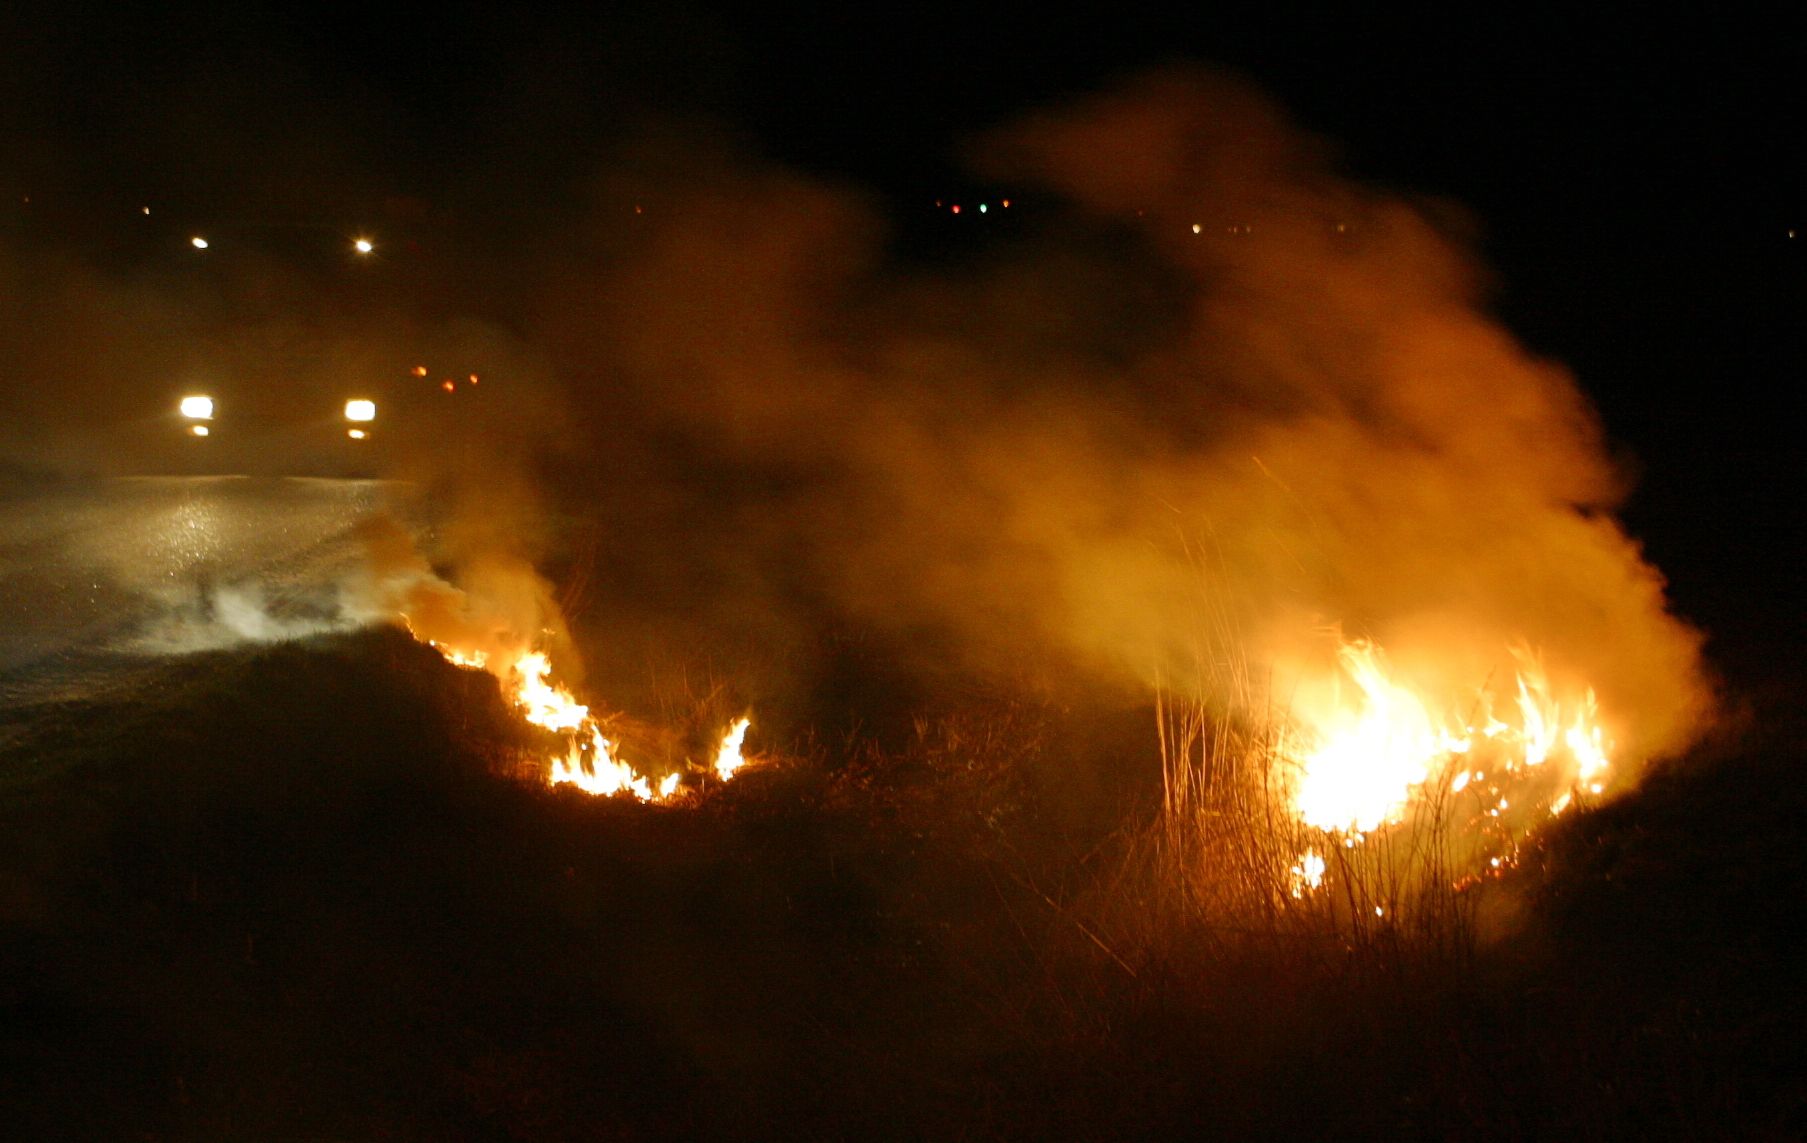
2;66;1711;768
512;71;1709;765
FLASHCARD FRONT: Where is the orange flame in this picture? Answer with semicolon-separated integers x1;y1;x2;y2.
1281;637;1615;886
420;636;754;801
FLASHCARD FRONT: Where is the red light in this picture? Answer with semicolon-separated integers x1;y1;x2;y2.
442;380;455;392
951;204;961;215
412;365;428;377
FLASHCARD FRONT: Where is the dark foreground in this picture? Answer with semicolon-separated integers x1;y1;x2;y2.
1;625;1802;1141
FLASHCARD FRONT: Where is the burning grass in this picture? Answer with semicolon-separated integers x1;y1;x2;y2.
0;628;1794;1139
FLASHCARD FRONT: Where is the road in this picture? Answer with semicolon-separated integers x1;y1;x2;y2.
0;476;409;711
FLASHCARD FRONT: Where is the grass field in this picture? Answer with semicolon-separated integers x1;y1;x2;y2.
1;627;1800;1140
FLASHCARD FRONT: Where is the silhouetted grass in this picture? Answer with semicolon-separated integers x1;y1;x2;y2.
0;628;1799;1139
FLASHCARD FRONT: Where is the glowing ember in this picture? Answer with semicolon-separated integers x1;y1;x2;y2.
435;644;489;671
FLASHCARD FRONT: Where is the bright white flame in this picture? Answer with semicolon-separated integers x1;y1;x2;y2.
189;424;210;437
714;717;751;780
550;731;654;799
353;237;374;254
1288;641;1448;833
1283;637;1616;852
190;236;208;249
179;395;215;420
512;652;589;732
1289;850;1326;897
344;399;377;422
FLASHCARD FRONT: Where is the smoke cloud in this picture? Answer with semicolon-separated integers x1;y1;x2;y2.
1;63;1711;767
502;70;1705;764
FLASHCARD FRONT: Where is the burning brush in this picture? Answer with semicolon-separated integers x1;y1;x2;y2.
356;514;755;801
1158;626;1630;926
420;641;755;801
1275;636;1615;898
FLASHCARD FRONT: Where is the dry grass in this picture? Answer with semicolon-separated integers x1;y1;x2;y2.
1;626;1795;1139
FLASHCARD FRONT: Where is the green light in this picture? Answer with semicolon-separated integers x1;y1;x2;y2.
979;203;988;213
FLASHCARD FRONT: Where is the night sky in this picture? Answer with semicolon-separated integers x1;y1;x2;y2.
4;3;1802;678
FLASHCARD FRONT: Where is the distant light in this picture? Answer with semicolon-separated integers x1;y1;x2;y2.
352;237;374;255
1191;223;1202;234
442;380;456;392
179;395;215;420
979;203;988;213
190;236;209;250
347;428;368;440
1001;199;1010;208
468;373;479;384
1791;229;1799;239
935;199;944;208
634;205;643;214
142;206;151;216
344;399;377;422
412;365;428;377
189;424;210;437
951;204;961;215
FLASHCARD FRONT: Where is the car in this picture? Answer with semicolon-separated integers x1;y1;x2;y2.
164;390;389;477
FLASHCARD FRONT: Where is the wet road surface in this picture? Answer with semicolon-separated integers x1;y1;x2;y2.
0;477;409;710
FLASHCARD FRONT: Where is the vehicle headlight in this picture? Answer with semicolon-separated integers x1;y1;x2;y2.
344;399;376;422
179;395;215;420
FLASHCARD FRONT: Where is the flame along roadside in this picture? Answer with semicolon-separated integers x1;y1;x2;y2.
414;619;1613;899
417;639;753;802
